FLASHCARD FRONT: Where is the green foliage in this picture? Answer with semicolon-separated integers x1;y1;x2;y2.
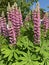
0;0;38;18
1;36;49;65
0;35;8;45
0;22;49;65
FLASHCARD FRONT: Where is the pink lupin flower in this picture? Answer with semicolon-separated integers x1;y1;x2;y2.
33;10;38;44
1;11;8;37
11;2;22;37
13;3;20;36
36;2;40;43
19;7;23;27
7;2;23;44
43;13;49;37
8;21;16;44
10;3;19;37
32;2;40;44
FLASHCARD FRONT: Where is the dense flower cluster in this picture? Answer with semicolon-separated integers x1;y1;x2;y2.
0;2;23;44
7;2;23;44
32;2;40;44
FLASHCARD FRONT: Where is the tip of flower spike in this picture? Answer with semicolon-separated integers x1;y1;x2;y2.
12;5;14;9
19;7;21;12
46;12;48;17
32;5;35;11
36;1;40;7
36;1;40;12
13;2;17;9
11;5;14;9
7;2;11;11
1;11;5;17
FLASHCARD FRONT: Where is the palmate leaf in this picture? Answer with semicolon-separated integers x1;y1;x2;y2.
17;50;34;65
31;54;40;61
14;52;18;60
8;62;12;65
33;61;40;65
0;35;8;45
8;52;13;61
40;43;49;58
0;55;2;61
34;46;40;52
12;62;21;65
1;47;13;61
1;48;11;58
17;35;34;50
17;36;29;48
46;59;49;65
15;48;27;57
19;61;27;65
0;60;5;65
39;61;44;65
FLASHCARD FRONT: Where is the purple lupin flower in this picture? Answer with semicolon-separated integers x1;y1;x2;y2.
1;11;8;37
10;3;19;37
8;21;16;44
11;2;22;37
36;2;40;44
19;7;23;27
33;10;39;44
7;2;23;44
33;2;40;44
43;13;49;37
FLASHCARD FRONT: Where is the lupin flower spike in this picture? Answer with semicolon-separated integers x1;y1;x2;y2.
8;21;16;44
33;2;40;44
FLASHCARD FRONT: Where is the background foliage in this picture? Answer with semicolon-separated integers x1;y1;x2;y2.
0;0;38;18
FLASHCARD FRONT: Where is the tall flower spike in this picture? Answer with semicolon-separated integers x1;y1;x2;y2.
33;2;40;44
1;11;8;37
19;7;23;26
43;12;49;37
36;2;40;44
11;3;20;37
8;21;16;44
11;4;18;36
33;10;39;44
46;12;49;30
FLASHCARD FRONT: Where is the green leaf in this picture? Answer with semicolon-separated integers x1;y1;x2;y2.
8;52;13;61
14;52;18;60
